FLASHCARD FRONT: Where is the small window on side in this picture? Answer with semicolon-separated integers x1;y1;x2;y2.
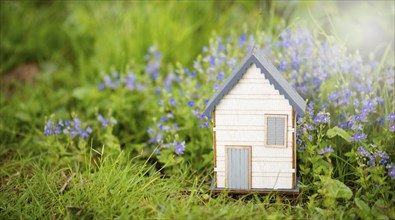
265;115;287;147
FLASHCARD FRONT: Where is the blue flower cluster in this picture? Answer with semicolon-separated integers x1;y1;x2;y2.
44;117;92;138
317;145;334;155
358;146;394;180
98;71;145;91
145;45;162;81
158;140;186;155
97;114;117;129
94;26;394;178
387;112;395;132
273;28;393;182
350;132;367;142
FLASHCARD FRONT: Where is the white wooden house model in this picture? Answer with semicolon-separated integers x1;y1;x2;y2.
203;47;306;193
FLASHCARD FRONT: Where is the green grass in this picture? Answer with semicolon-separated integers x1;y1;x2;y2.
1;151;298;219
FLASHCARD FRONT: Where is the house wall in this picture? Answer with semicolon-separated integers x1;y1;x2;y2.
214;63;294;189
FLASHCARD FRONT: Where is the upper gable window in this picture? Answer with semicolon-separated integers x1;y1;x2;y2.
265;115;287;147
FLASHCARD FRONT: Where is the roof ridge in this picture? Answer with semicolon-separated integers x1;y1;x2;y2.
203;49;306;117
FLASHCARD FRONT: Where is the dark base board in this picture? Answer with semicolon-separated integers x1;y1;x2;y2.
210;177;301;195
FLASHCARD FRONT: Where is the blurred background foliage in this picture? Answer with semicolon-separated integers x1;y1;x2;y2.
1;1;393;75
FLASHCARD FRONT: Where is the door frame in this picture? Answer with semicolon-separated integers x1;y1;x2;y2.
225;145;252;189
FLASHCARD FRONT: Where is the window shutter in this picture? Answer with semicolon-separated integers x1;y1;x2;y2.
267;117;276;145
275;117;285;145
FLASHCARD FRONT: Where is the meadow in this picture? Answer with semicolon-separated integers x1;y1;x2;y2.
1;1;394;219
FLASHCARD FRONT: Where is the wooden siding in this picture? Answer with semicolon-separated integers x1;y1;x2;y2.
215;64;294;189
252;176;292;189
216;99;292;111
216;113;293;127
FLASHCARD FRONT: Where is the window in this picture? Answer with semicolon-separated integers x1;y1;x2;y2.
265;115;287;147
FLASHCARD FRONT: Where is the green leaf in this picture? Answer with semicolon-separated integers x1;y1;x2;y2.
15;112;31;122
320;176;353;200
72;87;91;100
372;199;389;220
327;126;351;142
354;198;371;215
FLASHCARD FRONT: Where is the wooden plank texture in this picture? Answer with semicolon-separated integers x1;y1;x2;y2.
216;145;293;157
216;99;291;111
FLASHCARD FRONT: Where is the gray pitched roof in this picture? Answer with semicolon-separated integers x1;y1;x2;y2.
203;47;306;117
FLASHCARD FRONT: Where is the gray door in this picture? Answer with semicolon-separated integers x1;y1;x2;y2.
227;147;250;190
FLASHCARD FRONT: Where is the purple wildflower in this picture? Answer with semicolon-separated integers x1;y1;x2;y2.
74;117;81;131
307;102;315;119
216;72;225;81
390;123;395;132
44;119;54;136
54;125;62;135
79;130;89;138
305;124;314;131
358;146;371;158
155;88;161;95
209;56;216;67
350;132;367;142
353;100;359;109
174;141;186;155
192;109;200;117
187;101;195;108
376;150;389;165
218;44;226;51
97;114;109;129
154;51;161;59
238;34;247;46
313;111;330;124
299;145;307;152
125;72;136;90
202;46;208;53
153;133;163;144
290;51;300;69
387;112;395;121
160;116;167;122
98;83;105;90
318;145;334;155
376;117;385;125
387;164;395;180
147;126;153;135
200;122;210;128
157;123;165;131
213;83;220;91
69;128;78;137
104;74;118;89
169;98;176;107
278;59;288;71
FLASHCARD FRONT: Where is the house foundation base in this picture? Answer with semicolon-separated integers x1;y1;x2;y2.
210;177;300;195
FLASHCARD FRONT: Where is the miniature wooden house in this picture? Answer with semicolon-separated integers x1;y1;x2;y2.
203;48;306;193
